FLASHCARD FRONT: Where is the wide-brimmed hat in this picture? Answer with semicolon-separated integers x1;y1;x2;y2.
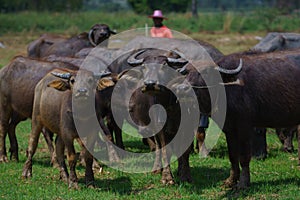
148;10;168;19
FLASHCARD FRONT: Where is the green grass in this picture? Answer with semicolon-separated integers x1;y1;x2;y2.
1;10;300;35
0;120;299;199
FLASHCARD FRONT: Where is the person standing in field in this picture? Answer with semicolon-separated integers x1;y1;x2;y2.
148;10;173;38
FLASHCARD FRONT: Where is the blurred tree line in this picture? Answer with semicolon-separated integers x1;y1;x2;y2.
0;0;299;13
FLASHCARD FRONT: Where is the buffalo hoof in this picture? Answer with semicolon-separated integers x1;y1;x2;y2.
51;159;59;169
9;150;19;162
59;172;69;183
68;181;79;190
223;177;237;188
161;172;175;185
22;168;32;179
86;180;95;188
0;155;8;163
22;160;32;178
199;146;209;158
281;146;293;153
234;182;250;190
178;172;193;183
151;162;162;174
92;159;102;171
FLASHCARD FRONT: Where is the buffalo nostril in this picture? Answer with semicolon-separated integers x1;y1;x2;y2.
78;88;88;94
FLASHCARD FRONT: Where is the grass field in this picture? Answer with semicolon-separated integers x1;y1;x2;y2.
0;120;299;199
0;13;299;199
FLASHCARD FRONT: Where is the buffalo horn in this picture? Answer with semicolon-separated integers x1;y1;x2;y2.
177;65;188;75
88;29;97;47
51;71;72;79
94;71;112;79
167;50;188;66
215;58;243;74
127;49;146;66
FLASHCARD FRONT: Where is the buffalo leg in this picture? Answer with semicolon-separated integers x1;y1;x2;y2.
0;107;10;162
195;127;209;157
107;115;124;150
224;131;240;187
8;113;24;161
76;138;102;171
99;118;119;163
283;128;294;152
196;115;209;156
297;125;300;165
251;127;267;159
276;128;294;152
64;139;78;189
84;135;96;187
55;136;68;182
177;145;192;183
157;131;174;185
237;126;252;189
22;121;43;178
41;127;57;166
152;137;162;174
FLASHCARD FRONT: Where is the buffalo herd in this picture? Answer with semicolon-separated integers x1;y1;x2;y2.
0;25;299;190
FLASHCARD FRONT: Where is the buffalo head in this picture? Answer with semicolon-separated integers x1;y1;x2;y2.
126;48;188;93
169;59;243;115
88;24;116;47
49;69;111;98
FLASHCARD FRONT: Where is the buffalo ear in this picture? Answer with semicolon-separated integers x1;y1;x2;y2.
110;30;116;35
117;69;130;79
97;78;115;91
47;79;70;91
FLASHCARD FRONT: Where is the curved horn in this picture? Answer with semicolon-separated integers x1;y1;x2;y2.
215;58;243;74
167;50;188;66
177;65;188;75
127;49;146;66
51;71;72;79
88;29;97;47
94;71;112;79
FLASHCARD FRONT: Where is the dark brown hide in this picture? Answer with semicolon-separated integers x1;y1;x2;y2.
27;24;115;58
0;56;78;162
175;49;300;189
22;69;114;188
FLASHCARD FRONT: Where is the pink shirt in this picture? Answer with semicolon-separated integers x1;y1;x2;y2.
150;26;173;38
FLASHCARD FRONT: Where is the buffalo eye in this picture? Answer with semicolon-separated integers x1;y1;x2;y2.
87;77;94;85
70;77;75;85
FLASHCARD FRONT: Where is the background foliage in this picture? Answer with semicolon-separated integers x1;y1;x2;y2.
0;10;300;35
1;0;300;13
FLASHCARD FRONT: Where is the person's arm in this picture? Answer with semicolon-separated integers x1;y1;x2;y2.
165;28;173;38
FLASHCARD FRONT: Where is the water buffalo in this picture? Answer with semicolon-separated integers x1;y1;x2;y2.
0;56;78;163
22;69;113;188
27;24;116;58
251;32;300;53
250;33;300;158
106;36;223;152
27;33;66;58
120;36;223;154
112;47;197;184
173;49;300;189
